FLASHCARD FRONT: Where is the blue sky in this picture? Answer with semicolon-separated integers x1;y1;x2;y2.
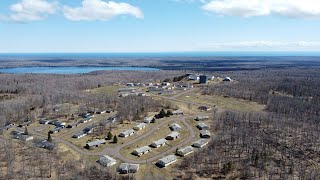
1;0;320;53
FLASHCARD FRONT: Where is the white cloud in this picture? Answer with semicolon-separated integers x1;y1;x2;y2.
63;0;143;21
202;0;320;19
196;41;320;50
2;0;58;22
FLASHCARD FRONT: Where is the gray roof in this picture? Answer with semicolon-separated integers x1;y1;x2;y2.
200;130;211;137
134;123;146;129
151;138;167;147
98;155;116;167
170;123;182;131
73;131;87;138
177;146;194;155
158;155;177;165
133;146;151;154
193;139;209;148
197;123;209;129
120;129;135;136
86;139;106;147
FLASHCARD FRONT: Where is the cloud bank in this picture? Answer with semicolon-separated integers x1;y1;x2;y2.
202;0;320;18
196;41;320;50
63;0;143;21
0;0;143;22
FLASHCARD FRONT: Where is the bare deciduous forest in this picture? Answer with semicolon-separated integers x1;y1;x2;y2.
176;68;320;179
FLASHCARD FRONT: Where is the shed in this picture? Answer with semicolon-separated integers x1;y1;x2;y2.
176;146;194;156
132;146;151;156
150;138;167;148
166;132;180;140
200;130;211;138
118;163;140;174
192;139;209;148
169;123;182;131
85;139;106;149
157;155;177;167
133;123;147;131
98;155;117;167
197;123;209;130
119;129;135;138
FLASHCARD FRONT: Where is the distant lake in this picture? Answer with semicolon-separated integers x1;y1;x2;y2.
0;66;160;74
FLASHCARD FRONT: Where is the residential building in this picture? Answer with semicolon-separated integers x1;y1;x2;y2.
197;123;209;130
72;131;87;139
157;155;177;167
166;132;180;140
172;110;184;115
132;146;151;156
143;116;154;124
169;123;182;131
192;139;209;148
195;116;210;121
85;139;106;149
49;127;63;134
39;120;51;124
150;138;167;148
98;155;117;167
176;146;194;156
198;106;212;111
133;123;147;131
18;121;32;127
118;163;140;174
223;77;232;82
119;129;135;138
200;130;211;138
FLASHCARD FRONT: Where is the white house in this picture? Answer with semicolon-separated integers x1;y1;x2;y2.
132;146;151;156
172;110;184;115
143;116;154;124
133;123;147;131
169;123;182;131
119;129;135;138
176;146;194;157
195;116;209;121
98;155;117;167
157;155;177;167
200;130;211;138
118;163;140;174
197;123;209;130
150;138;167;148
166;132;180;140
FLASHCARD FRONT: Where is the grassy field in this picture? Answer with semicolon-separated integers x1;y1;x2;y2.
177;93;265;112
90;85;124;95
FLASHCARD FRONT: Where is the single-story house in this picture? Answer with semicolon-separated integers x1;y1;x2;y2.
12;131;34;142
96;110;107;114
39;120;51;125
18;120;32;127
197;123;209;130
159;90;175;95
150;138;167;148
172;110;184;115
176;146;194;157
118;163;140;174
198;106;212;111
195;116;210;121
98;155;117;167
53;121;66;127
148;86;161;92
200;130;211;138
157;155;177;167
143;117;154;124
66;123;79;128
169;123;182;131
1;123;15;131
72;131;87;139
132;146;151;156
85;139;106;149
119;129;135;138
34;139;55;150
166;132;180;140
49;127;63;134
188;75;199;81
79;117;92;123
126;83;135;87
133;123;147;131
192;139;209;148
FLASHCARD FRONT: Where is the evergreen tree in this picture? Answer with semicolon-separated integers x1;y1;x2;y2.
113;135;118;143
159;109;166;118
24;127;28;135
107;131;113;140
47;132;52;142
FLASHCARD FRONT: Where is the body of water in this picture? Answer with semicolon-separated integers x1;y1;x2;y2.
0;66;159;74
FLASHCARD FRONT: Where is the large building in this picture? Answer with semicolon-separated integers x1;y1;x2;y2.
199;75;208;84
